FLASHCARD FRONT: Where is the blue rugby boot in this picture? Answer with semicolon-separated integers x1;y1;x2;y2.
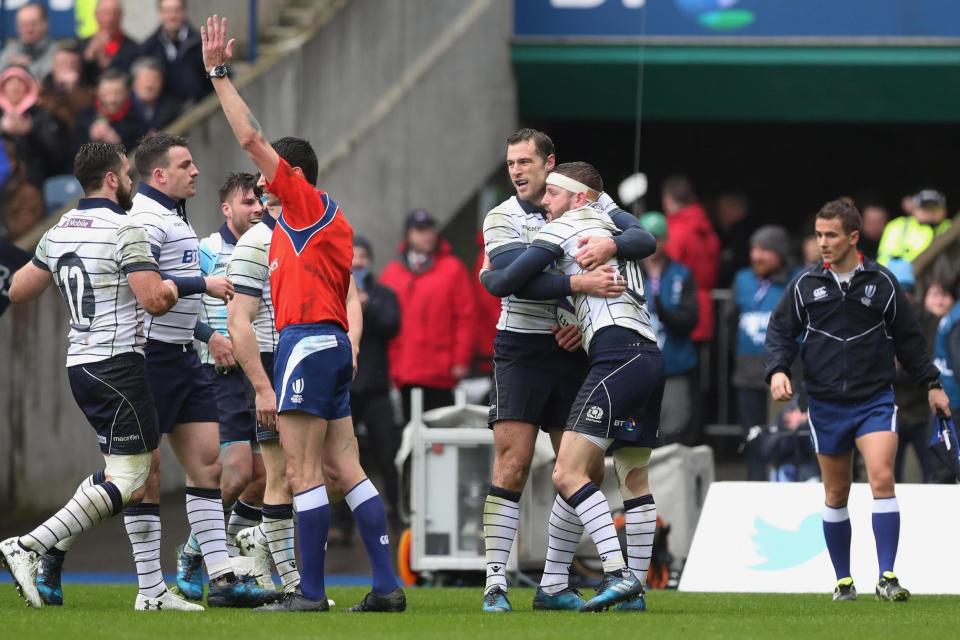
614;590;647;612
580;569;643;612
207;573;281;608
36;552;65;606
482;586;512;612
175;544;204;601
532;586;584;611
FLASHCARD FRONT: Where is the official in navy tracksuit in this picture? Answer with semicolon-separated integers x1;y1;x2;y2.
764;199;950;602
730;225;794;479
640;212;698;444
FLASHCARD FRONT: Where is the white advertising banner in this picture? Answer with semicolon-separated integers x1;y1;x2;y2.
679;482;960;594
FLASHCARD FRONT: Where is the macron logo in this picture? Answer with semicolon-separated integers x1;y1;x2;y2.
379;535;389;545
269;259;279;274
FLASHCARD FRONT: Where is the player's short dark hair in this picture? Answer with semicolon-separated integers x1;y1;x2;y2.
552;161;603;193
506;128;555;163
135;133;189;176
74;142;126;193
663;175;696;206
816;199;863;235
271;137;318;186
219;172;260;204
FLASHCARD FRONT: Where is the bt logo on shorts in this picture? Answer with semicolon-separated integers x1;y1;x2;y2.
291;378;304;404
585;405;604;423
182;249;198;264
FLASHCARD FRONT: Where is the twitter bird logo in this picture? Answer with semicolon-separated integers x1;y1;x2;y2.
750;513;826;571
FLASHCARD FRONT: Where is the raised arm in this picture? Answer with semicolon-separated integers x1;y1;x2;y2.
201;16;280;182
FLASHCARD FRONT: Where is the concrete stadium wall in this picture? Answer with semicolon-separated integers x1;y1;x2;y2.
1;0;516;511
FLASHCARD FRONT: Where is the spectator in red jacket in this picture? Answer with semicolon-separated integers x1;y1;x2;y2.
380;209;476;422
662;175;720;342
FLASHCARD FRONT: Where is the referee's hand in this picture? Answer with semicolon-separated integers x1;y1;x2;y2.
770;372;793;401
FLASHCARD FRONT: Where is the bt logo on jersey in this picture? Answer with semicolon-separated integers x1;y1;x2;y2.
182;249;197;264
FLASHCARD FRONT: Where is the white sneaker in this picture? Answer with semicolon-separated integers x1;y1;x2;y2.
135;589;205;611
231;554;274;590
236;527;275;590
0;537;42;607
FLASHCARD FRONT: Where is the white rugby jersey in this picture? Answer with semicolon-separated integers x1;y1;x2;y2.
482;196;557;334
130;184;201;344
532;202;656;353
197;225;236;364
33;198;158;366
227;215;279;353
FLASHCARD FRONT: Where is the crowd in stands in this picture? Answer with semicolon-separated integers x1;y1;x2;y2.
0;0;208;241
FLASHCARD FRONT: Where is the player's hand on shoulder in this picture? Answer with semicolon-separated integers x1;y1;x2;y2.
572;264;626;298
205;276;235;302
576;236;617;270
209;332;237;368
770;372;793;401
551;323;582;352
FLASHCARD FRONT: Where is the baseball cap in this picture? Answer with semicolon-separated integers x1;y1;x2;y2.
914;189;946;209
404;209;436;230
639;212;667;240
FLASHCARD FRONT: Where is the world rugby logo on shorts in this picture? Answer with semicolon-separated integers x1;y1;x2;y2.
585;405;604;423
291;378;304;404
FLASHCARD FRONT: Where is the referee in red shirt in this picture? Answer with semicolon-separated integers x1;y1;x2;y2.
202;15;405;613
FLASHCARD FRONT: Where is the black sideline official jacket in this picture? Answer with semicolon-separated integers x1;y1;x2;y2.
763;257;940;402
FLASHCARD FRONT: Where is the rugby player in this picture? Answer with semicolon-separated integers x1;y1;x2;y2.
130;133;276;607
0;142;200;611
481;161;665;612
765;199;950;601
202;15;405;612
179;173;269;579
479;130;656;612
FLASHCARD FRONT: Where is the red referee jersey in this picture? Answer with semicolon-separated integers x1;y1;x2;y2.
266;158;354;332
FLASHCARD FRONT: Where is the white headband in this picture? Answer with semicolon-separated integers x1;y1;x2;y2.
546;172;598;200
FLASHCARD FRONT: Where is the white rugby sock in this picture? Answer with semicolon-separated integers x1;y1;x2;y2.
54;470;107;554
20;478;121;554
624;494;656;586
226;500;262;557
261;503;300;592
540;494;584;595
185;487;232;580
569;483;625;574
124;503;166;598
483;486;520;594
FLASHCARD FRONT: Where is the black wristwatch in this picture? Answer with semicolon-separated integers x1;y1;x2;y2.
207;64;228;80
928;379;944;391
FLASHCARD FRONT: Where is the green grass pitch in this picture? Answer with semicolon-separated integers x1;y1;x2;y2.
1;586;958;640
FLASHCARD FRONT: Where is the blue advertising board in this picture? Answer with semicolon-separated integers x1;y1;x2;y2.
514;0;960;39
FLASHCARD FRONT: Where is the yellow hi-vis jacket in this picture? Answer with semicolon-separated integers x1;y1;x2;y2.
877;215;951;265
